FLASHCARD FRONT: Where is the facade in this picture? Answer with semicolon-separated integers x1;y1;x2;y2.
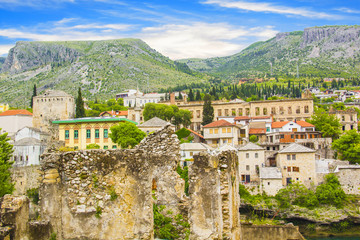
277;143;317;187
180;142;213;166
121;89;165;107
33;90;75;134
0;109;33;136
270;121;315;133
203;119;241;147
138;117;175;134
99;110;128;118
334;165;360;195
329;108;358;131
12;127;49;166
238;142;265;184
259;167;283;196
53;117;137;150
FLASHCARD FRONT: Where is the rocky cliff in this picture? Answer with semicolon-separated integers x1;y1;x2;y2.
180;25;360;79
0;57;5;71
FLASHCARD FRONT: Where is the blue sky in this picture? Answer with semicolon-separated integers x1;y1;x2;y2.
0;0;359;59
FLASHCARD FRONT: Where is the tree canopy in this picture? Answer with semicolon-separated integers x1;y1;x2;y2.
202;94;214;126
76;87;86;118
0;130;14;197
110;121;146;149
306;111;341;139
85;98;127;117
332;130;360;164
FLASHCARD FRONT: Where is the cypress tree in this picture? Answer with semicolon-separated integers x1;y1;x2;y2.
188;88;194;101
76;87;85;118
30;84;37;108
202;94;214;126
195;90;201;101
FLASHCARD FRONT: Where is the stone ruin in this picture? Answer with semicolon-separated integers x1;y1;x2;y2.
0;125;241;240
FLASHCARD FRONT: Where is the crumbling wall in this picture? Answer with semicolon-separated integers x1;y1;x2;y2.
11;166;41;196
188;150;241;240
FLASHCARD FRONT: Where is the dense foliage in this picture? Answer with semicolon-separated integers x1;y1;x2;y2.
86;143;100;149
202;94;214;126
307;111;342;139
249;135;259;143
175;128;191;140
0;130;14;197
332;130;360;164
110;121;146;148
86;98;127;117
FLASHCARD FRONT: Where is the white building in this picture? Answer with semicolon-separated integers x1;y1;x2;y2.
180;142;213;167
0;109;33;136
259;167;283;196
270;121;315;133
12;127;49;166
120;89;165;107
238;142;265;184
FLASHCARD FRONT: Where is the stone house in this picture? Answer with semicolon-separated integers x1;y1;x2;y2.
334;165;360;195
276;143;317;187
53;117;137;150
0;109;33;136
12;127;49;166
259;167;283;196
32;90;75;134
138;117;175;134
329;108;358;131
238;142;265;184
203;119;241;147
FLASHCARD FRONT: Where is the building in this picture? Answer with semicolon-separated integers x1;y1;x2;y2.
0;109;33;136
276;143;317;187
138;117;175;134
259;167;283;196
238;142;265;184
329;108;358;131
32;90;75;134
203;119;241;147
180;143;213;166
120;89;165;107
53;117;137;150
270;121;315;133
12;127;49;166
99;110;128;118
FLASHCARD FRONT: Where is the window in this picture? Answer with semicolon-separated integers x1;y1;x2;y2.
190;152;193;156
112;145;117;149
209;129;213;134
228;139;232;143
104;129;108;138
255;153;258;158
268;182;270;185
342;116;345;121
263;108;267;115
291;134;294;139
86;129;91;139
227;128;231;133
218;109;222;116
222;128;226;133
292;154;296;160
288;106;292;114
65;130;69;139
293;167;299;172
304;106;309;113
287;155;291;160
95;129;100;139
246;153;249;158
246;165;250;171
214;129;219;134
287;166;291;172
74;130;78;139
342;126;345;131
103;145;108;149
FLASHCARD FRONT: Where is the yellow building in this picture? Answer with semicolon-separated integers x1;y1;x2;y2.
0;103;9;112
53;117;138;150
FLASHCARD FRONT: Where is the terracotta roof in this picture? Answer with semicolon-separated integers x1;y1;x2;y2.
296;121;314;127
0;109;32;116
99;110;128;117
187;128;204;139
203;119;235;128
249;128;266;134
234;116;250;121
271;121;289;128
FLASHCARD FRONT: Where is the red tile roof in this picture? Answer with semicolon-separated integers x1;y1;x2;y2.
203;119;235;128
0;109;32;116
99;110;128;117
187;128;204;139
271;121;289;128
296;121;314;127
249;128;266;134
234;116;250;121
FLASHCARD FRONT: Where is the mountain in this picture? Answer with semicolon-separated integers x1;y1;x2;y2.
0;39;205;106
0;57;5;71
179;26;360;79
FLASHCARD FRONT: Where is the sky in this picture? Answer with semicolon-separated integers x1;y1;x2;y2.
0;0;359;59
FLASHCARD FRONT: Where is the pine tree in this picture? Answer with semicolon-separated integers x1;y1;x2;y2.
30;84;37;108
76;87;86;118
188;88;194;101
195;90;202;101
202;94;214;126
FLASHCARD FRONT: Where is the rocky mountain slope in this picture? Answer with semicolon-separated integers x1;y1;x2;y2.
0;57;5;71
0;39;204;106
180;26;360;79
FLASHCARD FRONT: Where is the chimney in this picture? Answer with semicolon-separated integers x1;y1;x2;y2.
170;92;175;105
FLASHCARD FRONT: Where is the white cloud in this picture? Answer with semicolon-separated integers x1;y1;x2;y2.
203;0;340;19
335;7;360;14
0;44;14;56
139;22;278;59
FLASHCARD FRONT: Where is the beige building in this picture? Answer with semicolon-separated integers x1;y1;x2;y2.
203;119;241;147
277;143;317;187
259;167;283;196
329;108;358;131
33;90;75;133
128;98;314;131
53;117;137;150
238;142;265;184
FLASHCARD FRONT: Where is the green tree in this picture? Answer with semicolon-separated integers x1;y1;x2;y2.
30;84;37;108
249;135;258;143
76;87;86;118
188;88;194;101
307;111;341;139
0;130;14;197
332;130;360;164
110;121;146;148
195;90;201;101
315;174;346;208
202;94;214;126
174;110;191;128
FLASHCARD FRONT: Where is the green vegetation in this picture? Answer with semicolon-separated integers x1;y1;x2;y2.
109;186;118;201
26;188;39;205
249;135;259;143
202;94;214;126
175;128;191;140
49;232;57;240
30;84;36;108
307;111;342;139
86;143;100;149
332;130;360;164
176;165;189;196
95;206;102;219
85;98;127;117
110;121;146;148
75;87;86;118
0;130;14;197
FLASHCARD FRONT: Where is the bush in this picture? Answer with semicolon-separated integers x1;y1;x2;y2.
249;135;258;143
86;143;100;149
26;188;39;205
175;128;191;140
275;183;319;209
176;165;189;196
315;174;346;208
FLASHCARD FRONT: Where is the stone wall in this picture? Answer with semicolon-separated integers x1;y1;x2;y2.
11;166;41;196
335;167;360;195
241;224;305;240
